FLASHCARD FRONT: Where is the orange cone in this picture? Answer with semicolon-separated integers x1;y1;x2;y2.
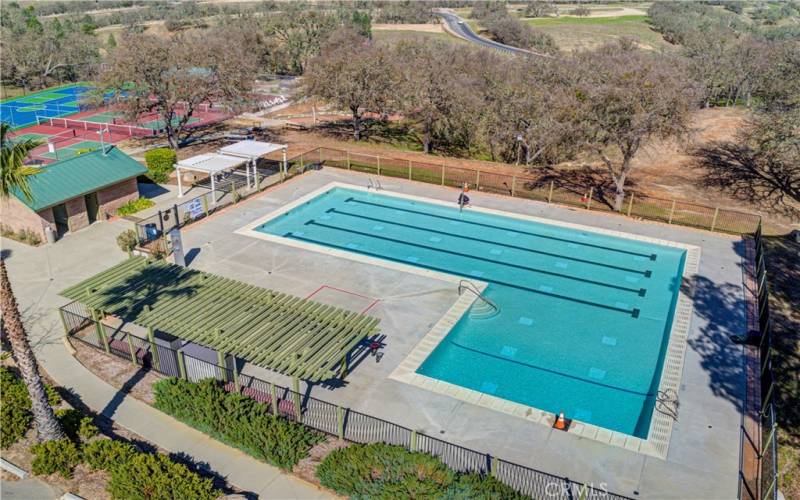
554;411;567;430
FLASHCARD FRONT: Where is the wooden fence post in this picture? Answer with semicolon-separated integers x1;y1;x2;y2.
92;310;111;354
377;155;381;176
269;382;278;415
217;350;227;382
232;360;241;393
337;406;345;440
201;193;209;218
547;181;554;203
292;377;302;422
475;170;481;189
346;150;351;170
668;200;676;224
408;159;412;180
147;326;160;372
177;350;187;380
410;430;417;452
627;192;635;216
491;456;498;477
58;308;70;337
125;333;137;365
586;187;593;209
710;206;720;232
511;176;516;197
441;164;445;185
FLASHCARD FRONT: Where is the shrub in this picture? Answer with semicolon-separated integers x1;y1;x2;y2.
116;229;139;254
316;443;455;498
30;438;81;478
153;378;322;469
143;148;176;183
55;408;99;442
0;225;42;246
450;472;529;499
107;452;219;500
116;198;155;217
1;367;32;448
83;439;139;471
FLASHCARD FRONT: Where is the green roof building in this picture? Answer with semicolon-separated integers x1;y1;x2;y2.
2;147;147;242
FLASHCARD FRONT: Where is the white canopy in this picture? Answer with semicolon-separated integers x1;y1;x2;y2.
176;153;246;174
218;140;287;159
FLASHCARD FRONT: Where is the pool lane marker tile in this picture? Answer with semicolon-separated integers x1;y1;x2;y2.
588;367;606;381
638;288;647;297
518;317;534;326
601;336;617;346
480;381;498;394
500;345;517;357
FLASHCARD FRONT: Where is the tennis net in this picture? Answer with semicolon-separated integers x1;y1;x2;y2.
46;117;156;138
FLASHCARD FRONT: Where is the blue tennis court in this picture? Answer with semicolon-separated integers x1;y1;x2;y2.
255;187;687;438
0;84;92;129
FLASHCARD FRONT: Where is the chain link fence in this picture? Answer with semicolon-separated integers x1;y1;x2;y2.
60;301;630;500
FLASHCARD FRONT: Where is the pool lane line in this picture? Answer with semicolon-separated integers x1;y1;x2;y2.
448;341;655;397
344;197;658;261
285;231;640;317
327;208;653;277
305;220;646;296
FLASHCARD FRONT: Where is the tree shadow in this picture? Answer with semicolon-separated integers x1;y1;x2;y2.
314;118;425;151
99;366;149;419
682;273;747;412
519;165;638;209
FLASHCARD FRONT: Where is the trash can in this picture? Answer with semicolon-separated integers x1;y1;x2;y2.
45;226;56;244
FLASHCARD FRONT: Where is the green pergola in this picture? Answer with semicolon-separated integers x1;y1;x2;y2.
60;256;380;382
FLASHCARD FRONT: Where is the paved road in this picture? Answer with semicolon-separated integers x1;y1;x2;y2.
437;11;552;58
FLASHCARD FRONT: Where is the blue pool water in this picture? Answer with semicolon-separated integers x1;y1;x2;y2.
256;187;686;438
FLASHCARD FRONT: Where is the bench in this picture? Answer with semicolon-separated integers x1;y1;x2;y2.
109;338;151;366
222;382;298;417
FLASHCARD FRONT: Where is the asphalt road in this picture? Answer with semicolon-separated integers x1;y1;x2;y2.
437;11;553;58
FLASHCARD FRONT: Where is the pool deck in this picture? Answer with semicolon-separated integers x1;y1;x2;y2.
169;168;746;499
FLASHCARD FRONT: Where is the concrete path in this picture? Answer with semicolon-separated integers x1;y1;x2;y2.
2;219;331;499
2;475;62;499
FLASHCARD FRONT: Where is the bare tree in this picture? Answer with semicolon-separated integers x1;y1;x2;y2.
303;29;392;141
101;28;257;149
572;41;700;210
694;109;800;217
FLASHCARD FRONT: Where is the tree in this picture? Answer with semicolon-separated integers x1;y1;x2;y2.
0;123;65;443
264;8;340;75
101;28;258;149
106;33;117;49
303;29;392;141
694;104;800;217
572;41;699;210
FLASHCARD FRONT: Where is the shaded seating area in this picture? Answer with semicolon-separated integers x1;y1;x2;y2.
60;256;380;385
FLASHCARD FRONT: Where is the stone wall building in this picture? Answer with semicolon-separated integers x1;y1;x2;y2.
1;147;146;241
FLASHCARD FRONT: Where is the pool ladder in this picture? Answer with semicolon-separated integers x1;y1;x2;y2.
367;178;383;190
458;280;499;320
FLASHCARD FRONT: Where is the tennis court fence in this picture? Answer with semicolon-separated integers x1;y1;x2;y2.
60;300;630;500
42;116;157;138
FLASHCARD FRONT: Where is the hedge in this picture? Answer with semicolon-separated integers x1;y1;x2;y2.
30;438;81;478
0;367;60;448
317;443;529;499
143;148;176;184
153;377;323;469
107;452;218;500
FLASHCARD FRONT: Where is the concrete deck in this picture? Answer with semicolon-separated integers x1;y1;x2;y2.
174;169;747;499
4;167;748;499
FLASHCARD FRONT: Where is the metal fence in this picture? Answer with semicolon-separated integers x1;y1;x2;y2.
60;301;630;500
754;222;779;500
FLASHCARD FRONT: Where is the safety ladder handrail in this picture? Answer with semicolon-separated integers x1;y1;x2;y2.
458;279;498;313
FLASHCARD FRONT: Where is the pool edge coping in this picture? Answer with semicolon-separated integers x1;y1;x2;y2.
235;180;700;460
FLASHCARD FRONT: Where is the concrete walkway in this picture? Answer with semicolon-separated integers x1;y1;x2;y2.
2;220;331;499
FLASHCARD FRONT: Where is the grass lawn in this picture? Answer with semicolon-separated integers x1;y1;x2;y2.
525;15;673;52
763;234;800;500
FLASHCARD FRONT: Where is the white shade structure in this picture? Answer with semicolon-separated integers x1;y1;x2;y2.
174;141;288;204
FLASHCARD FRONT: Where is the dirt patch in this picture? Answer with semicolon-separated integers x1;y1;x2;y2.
372;23;444;33
292;437;349;492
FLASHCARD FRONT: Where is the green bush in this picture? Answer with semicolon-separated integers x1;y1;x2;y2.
30;438;81;478
143;148;176;183
83;439;139;471
116;197;155;217
316;443;455;498
153;378;322;469
56;408;98;442
450;472;529;499
116;229;139;254
107;452;219;500
1;368;33;448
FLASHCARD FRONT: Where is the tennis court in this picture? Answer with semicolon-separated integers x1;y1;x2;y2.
138;116;201;130
0;83;92;129
81;110;123;123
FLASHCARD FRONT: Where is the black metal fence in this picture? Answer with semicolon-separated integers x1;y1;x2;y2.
60;301;630;500
754;222;779;500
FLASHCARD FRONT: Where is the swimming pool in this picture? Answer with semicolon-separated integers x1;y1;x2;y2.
250;185;688;439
